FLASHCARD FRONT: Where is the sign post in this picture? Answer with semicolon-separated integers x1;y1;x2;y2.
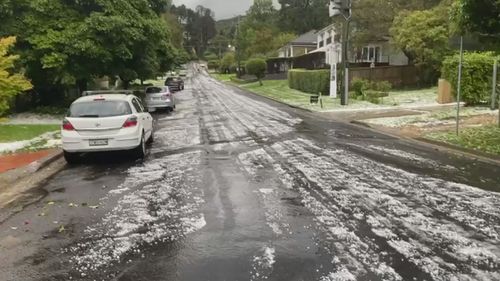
329;0;351;106
455;36;464;136
491;59;498;110
329;45;338;98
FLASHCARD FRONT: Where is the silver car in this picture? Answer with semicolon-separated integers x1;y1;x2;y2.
144;86;176;112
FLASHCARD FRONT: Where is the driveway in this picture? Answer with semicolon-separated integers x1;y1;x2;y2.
0;68;499;281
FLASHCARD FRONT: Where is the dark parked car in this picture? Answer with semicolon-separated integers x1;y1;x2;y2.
165;77;184;92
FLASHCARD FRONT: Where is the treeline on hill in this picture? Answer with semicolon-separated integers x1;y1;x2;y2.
211;0;499;89
0;0;219;115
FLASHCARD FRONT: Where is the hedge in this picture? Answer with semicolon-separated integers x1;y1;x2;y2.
288;69;330;95
442;52;499;105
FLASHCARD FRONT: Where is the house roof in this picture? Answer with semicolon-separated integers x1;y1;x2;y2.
289;30;317;46
317;24;336;34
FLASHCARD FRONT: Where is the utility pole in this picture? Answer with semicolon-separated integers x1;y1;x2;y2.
235;16;242;78
330;0;352;106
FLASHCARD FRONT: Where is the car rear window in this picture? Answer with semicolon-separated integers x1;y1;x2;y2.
69;101;132;118
146;87;164;94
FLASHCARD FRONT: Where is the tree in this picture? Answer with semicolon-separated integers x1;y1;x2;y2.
170;4;216;57
220;52;236;73
278;0;330;34
351;0;443;45
453;0;500;44
246;58;267;85
246;0;278;28
1;0;178;105
0;37;32;115
391;3;452;83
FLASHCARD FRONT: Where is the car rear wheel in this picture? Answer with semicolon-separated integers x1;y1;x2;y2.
133;133;146;159
147;131;154;144
64;151;81;164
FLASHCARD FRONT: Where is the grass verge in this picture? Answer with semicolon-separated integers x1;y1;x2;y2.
212;73;236;82
426;125;500;155
0;124;60;143
239;80;375;112
381;87;437;106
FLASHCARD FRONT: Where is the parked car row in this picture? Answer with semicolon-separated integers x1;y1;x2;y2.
61;75;186;164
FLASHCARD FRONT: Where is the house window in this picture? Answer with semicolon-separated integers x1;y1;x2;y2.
319;41;324;48
326;37;332;45
362;46;381;63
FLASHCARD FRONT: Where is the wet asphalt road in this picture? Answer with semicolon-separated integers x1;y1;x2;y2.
1;68;500;281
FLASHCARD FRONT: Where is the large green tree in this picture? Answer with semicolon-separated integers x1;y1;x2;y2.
391;2;452;83
170;4;216;57
453;0;500;43
351;0;442;45
0;0;178;104
278;0;330;34
234;0;296;58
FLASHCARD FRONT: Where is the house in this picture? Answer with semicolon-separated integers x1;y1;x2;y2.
278;30;318;58
312;24;409;67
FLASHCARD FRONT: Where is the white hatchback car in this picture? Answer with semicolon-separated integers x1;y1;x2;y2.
61;92;154;163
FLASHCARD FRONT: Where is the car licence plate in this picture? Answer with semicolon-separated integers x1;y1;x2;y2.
89;139;108;146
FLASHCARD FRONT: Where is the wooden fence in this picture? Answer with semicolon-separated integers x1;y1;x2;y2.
349;65;419;88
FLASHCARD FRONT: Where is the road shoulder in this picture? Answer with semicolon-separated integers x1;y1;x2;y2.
0;150;65;223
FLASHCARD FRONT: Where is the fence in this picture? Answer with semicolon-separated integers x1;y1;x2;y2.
349;65;419;88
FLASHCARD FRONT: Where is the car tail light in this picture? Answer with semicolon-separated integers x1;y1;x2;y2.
123;116;138;128
161;93;171;100
62;119;75;131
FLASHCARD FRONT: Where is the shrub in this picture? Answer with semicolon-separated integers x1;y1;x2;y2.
32;106;67;116
288;69;330;95
350;78;392;102
220;52;236;73
371;80;392;92
245;58;267;85
351;78;370;98
207;60;220;70
442;52;499;105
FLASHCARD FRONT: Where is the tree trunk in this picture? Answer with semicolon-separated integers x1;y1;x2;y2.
76;79;88;94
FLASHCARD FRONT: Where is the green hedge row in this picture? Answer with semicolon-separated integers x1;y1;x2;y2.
288;69;330;95
442;52;499;105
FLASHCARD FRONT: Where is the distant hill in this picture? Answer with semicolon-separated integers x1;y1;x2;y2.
216;16;245;36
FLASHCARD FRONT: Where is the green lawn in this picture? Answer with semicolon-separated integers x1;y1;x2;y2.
0;124;60;143
426;125;500;155
240;80;376;112
381;87;437;106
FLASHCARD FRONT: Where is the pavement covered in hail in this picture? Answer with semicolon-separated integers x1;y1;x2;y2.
0;69;499;281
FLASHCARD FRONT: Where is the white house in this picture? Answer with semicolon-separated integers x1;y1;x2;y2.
311;24;409;66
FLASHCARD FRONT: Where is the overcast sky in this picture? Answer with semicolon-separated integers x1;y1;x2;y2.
173;0;279;20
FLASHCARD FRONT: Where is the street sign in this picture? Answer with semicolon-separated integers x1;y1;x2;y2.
310;95;319;104
329;2;342;17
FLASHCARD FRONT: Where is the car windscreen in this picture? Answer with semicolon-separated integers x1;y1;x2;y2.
68;101;132;118
146;87;163;94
